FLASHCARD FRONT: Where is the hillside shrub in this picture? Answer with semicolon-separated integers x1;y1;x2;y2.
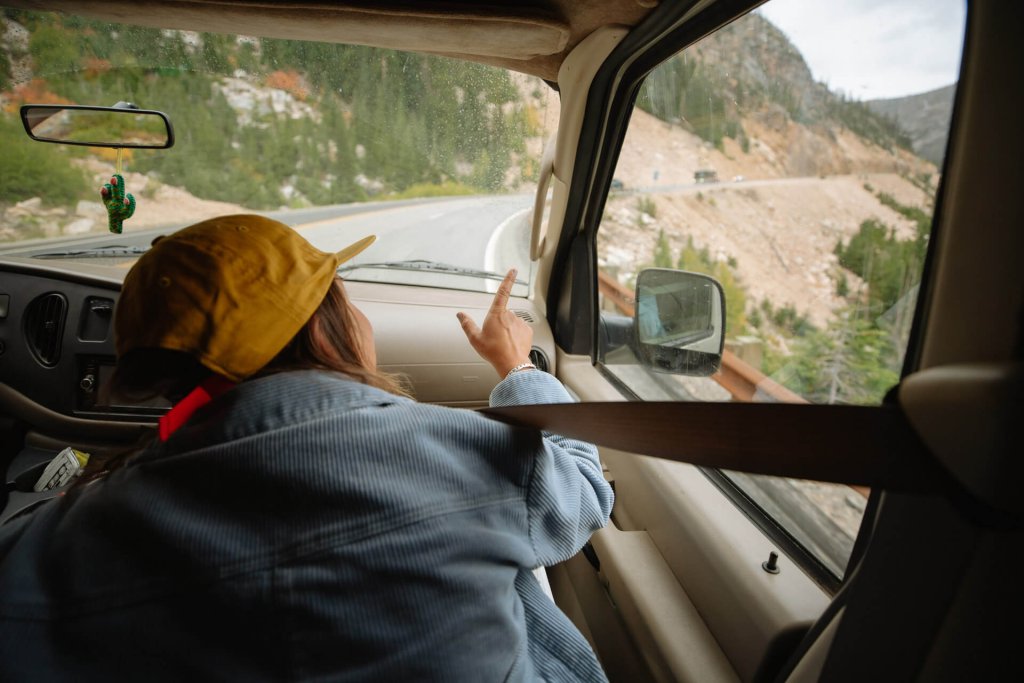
6;10;533;209
835;215;926;317
389;181;477;200
0;113;90;206
637;195;657;218
764;309;900;404
827;93;912;152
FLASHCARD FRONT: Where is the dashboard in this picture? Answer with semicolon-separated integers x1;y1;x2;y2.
0;256;555;524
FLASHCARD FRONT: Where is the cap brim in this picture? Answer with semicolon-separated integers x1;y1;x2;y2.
335;235;376;266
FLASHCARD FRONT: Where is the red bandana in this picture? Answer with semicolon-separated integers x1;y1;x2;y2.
158;375;236;441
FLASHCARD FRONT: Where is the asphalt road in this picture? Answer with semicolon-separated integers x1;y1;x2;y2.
0;194;535;281
619;175;826;195
287;194;531;266
2;176;816;260
279;194;534;293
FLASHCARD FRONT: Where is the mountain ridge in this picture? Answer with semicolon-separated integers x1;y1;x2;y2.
866;84;956;166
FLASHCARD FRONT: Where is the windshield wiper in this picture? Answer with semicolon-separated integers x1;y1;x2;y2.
338;259;526;284
32;245;150;259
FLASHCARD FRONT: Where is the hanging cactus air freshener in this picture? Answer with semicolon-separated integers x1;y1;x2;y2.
100;149;136;234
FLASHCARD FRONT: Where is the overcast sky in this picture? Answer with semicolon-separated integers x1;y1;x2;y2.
757;0;966;101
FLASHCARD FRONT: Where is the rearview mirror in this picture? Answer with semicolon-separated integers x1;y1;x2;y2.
20;104;174;149
635;268;725;376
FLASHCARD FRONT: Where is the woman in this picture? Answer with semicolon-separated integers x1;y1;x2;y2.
0;215;613;682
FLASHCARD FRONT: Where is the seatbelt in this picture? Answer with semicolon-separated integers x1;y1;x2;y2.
482;401;949;493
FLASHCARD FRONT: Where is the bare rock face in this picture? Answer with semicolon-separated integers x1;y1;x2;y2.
866;84;956;166
75;200;106;218
784;128;833;177
63;218;95;235
7;198;42;217
1;19;33;88
753;105;791;133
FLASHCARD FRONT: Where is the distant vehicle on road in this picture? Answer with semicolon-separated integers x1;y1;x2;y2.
732;175;745;182
610;178;625;190
694;169;718;183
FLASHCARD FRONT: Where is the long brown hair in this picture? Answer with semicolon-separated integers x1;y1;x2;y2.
78;278;407;483
260;278;407;395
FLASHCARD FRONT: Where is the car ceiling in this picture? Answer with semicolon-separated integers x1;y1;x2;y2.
5;0;659;81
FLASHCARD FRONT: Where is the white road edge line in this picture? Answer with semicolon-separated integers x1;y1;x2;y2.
484;207;532;293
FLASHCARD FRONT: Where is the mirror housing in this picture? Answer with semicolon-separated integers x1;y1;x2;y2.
20;103;174;149
634;268;725;376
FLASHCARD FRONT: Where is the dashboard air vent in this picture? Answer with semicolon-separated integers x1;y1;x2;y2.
528;347;549;373
512;309;535;323
24;292;68;367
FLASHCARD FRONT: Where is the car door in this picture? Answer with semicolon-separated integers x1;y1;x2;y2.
536;0;1022;681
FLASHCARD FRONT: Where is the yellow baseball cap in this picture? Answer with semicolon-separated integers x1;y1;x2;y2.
115;214;374;381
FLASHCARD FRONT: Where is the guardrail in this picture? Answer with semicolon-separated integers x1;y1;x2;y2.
597;271;868;496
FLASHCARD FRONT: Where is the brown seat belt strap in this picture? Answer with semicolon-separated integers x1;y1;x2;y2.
482;402;946;493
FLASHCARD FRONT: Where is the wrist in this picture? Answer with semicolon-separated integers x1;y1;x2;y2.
503;361;536;379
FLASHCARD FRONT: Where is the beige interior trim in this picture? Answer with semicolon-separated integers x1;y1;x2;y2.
530;134;558;262
346;280;557;403
783;607;843;683
0;383;152;443
900;363;1023;516
8;1;570;61
0;256;124;287
555;351;621;401
552;27;628;179
549;553;657;682
532;174;567;308
533;27;628;304
597;452;828;681
591;524;738;682
5;1;659;80
917;0;1024;368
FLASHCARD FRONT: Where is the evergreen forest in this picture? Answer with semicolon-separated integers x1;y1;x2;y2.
0;10;538;210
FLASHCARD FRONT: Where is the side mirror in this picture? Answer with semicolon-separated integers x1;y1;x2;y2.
20;103;174;149
635;268;725;376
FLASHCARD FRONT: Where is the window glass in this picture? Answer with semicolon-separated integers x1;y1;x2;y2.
597;0;966;578
0;9;556;297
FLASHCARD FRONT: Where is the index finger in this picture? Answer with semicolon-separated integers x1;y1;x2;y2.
489;268;517;314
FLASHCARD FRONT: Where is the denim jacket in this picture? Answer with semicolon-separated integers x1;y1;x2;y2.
0;369;613;681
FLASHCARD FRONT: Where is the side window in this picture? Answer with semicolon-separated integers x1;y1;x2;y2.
597;0;966;579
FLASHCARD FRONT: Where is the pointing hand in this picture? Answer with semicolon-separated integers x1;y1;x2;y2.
457;269;533;377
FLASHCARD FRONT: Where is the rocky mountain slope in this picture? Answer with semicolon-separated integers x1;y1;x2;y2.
867;84;956;166
597;10;941;335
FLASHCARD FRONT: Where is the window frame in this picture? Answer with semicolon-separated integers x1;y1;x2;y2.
547;0;962;590
547;0;765;355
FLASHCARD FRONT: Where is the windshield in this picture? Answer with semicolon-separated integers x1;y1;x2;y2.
0;9;556;296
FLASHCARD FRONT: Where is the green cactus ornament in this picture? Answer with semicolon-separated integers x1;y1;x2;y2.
100;174;136;234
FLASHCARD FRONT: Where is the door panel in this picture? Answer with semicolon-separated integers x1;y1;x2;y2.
590;524;737;682
553;352;829;681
